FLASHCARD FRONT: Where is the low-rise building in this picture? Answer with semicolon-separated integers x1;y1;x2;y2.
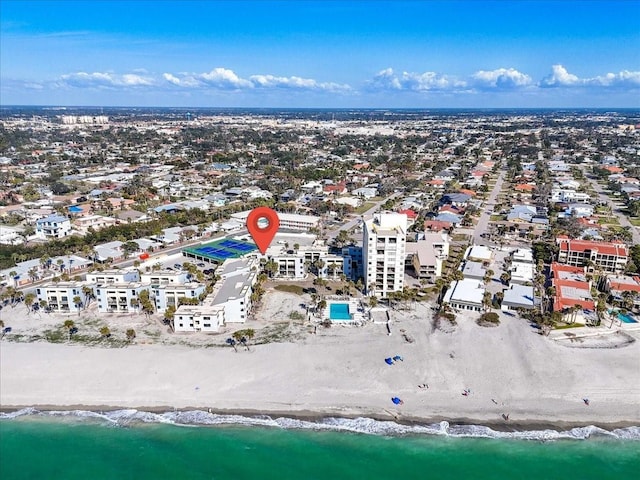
173;305;225;333
442;278;486;312
36;282;87;313
556;237;628;273
501;284;535;311
96;282;148;313
86;269;140;284
153;283;206;311
35;214;72;240
405;233;450;283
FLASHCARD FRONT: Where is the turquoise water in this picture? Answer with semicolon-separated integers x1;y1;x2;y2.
618;312;637;324
1;413;639;480
329;302;351;320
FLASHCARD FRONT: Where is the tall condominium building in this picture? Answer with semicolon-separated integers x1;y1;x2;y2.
363;213;407;297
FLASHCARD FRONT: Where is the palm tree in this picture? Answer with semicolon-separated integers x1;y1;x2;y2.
483;291;493;312
82;286;95;309
63;319;75;340
24;292;36;313
226;337;238;352
73;296;83;315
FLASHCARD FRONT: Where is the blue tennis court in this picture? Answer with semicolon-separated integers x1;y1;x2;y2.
183;238;257;263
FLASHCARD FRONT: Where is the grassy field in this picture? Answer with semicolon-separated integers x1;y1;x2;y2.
629;217;640;227
355;202;376;214
597;217;620;225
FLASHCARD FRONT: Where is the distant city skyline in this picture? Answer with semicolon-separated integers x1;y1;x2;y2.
1;0;639;108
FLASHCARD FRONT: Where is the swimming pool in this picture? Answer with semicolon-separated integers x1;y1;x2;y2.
68;205;83;213
618;312;637;324
329;303;351;321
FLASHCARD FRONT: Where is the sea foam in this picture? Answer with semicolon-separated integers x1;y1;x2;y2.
1;408;638;441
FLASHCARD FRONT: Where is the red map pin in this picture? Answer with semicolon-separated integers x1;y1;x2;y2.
247;207;280;254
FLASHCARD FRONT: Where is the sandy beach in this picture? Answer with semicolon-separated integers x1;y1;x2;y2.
1;290;640;427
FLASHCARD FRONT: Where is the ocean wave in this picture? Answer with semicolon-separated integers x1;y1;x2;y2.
1;408;639;441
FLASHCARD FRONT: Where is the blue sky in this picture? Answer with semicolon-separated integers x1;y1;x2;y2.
1;0;639;107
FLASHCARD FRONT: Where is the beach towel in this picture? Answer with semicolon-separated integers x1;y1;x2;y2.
385;358;394;365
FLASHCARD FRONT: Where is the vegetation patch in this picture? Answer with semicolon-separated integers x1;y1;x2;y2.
476;312;500;327
274;284;304;295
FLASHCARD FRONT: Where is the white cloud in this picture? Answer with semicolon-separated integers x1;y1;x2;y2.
472;68;532;89
540;64;580;87
249;74;350;92
540;64;640;89
588;70;640;87
369;68;465;92
199;68;253;89
59;71;155;89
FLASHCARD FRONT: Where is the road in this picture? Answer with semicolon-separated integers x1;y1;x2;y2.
472;169;507;245
585;176;640;245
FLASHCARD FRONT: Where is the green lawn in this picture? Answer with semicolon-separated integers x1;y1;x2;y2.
355;202;376;214
489;214;504;221
629;218;640;227
597;217;620;225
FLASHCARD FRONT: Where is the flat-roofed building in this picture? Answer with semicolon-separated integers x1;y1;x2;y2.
152;283;206;311
556;237;628;273
501;284;535;311
140;271;189;285
36;282;86;313
442;278;485;312
510;262;535;285
363;213;407;297
96;282;148;313
173;305;225;333
86;269;140;284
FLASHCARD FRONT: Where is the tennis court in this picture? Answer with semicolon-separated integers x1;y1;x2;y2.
183;238;257;262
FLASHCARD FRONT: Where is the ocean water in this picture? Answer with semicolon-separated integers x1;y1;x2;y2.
1;410;639;480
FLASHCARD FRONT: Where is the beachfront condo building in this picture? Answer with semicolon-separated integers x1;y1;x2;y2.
152;283;206;311
556;237;628;273
363;213;407;297
36;282;87;313
95;282;149;313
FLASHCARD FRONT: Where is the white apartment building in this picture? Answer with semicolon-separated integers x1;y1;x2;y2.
363;213;407;297
35;214;72;240
36;282;87;313
140;271;190;285
152;283;206;311
96;282;148;313
86;269;140;284
174;305;226;333
211;270;256;323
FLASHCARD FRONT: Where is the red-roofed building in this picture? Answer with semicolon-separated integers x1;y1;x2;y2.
514;184;536;192
323;182;347;195
458;189;476;197
424;220;452;232
556;237;628;273
604;166;623;174
605;275;640;310
550;263;596;323
398;209;418;220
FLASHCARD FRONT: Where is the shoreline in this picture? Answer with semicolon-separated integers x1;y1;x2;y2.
2;404;638;434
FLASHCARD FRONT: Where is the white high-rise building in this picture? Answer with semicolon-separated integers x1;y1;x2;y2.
363;213;407;297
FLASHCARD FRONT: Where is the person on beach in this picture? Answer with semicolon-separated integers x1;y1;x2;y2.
583;398;590;406
502;413;509;421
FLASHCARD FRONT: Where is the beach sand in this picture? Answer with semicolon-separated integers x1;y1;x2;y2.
1;291;639;426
